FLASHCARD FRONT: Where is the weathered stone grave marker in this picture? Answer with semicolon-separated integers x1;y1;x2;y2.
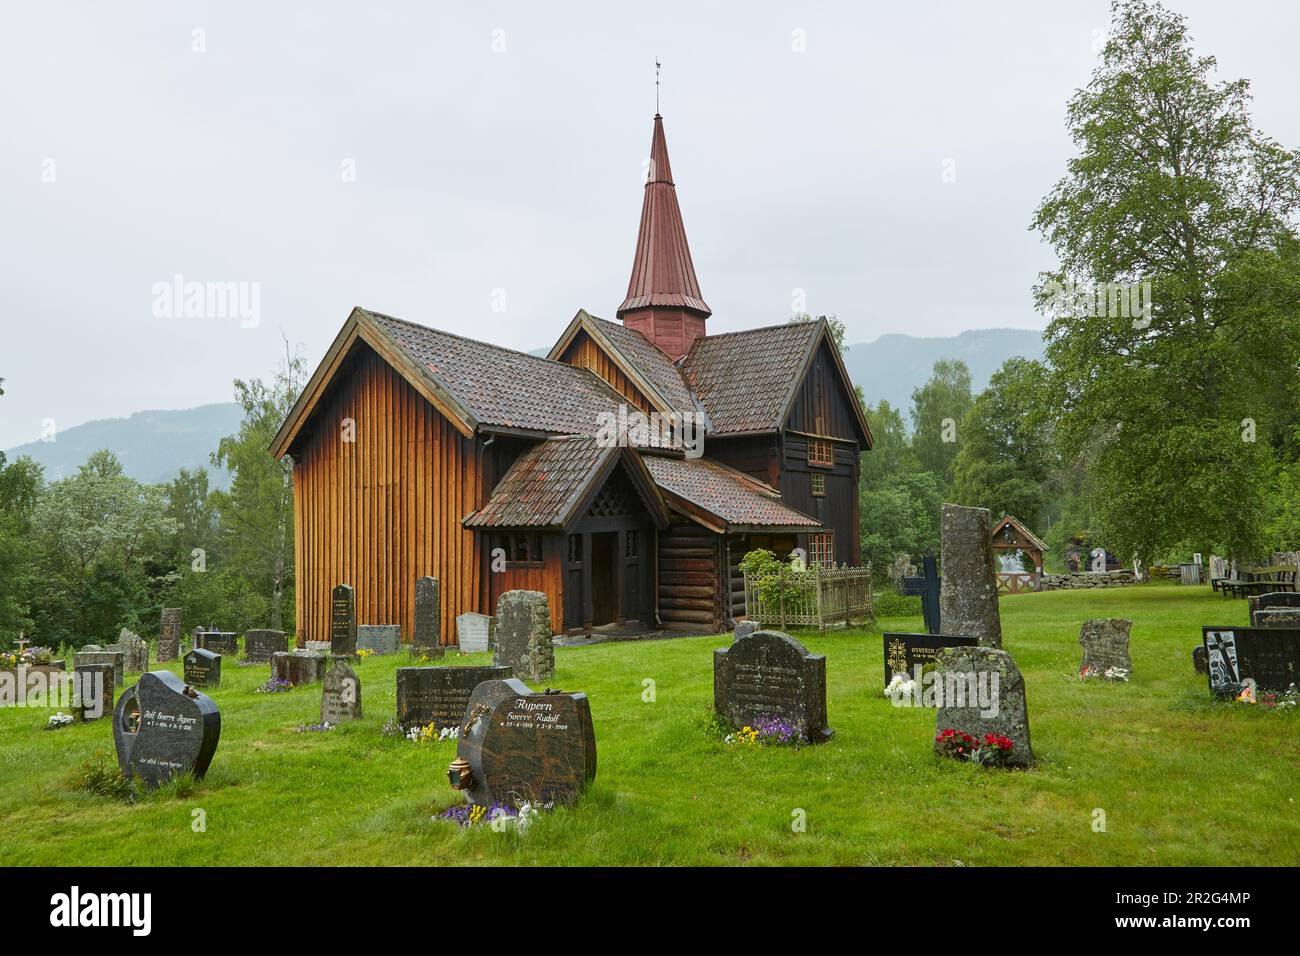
158;608;181;662
714;629;832;742
114;670;220;789
321;660;362;724
183;647;221;688
1079;618;1132;678
494;591;553;682
932;645;1033;767
396;664;513;731
73;663;114;721
272;651;327;686
330;584;357;657
939;504;1002;648
357;624;401;655
413;576;444;659
73;648;124;688
449;677;596;808
194;630;238;657
456;612;492;653
244;629;288;663
1249;591;1300;627
107;629;149;672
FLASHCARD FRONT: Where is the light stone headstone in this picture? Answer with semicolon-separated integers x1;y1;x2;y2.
357;624;401;655
321;660;362;724
939;504;1002;648
932;645;1032;767
493;591;553;682
456;613;492;654
1078;618;1132;678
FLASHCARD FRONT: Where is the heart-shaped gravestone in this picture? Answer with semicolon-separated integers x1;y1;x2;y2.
113;671;220;789
454;678;595;808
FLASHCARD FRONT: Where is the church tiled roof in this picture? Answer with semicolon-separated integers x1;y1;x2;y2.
642;454;821;530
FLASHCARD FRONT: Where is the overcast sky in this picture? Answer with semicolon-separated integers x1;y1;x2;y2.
2;0;1297;448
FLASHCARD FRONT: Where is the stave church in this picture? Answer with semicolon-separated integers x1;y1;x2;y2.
271;112;872;644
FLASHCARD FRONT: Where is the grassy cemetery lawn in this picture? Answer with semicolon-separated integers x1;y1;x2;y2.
1;582;1295;866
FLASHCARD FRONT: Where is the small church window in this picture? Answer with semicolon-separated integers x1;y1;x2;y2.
811;472;825;497
625;530;639;558
808;437;834;467
809;532;834;567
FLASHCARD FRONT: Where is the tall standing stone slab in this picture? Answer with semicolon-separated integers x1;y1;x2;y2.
1078;619;1132;678
932;645;1032;767
493;591;554;682
450;678;596;808
357;624;401;655
331;584;357;657
397;664;513;731
413;576;444;659
73;649;125;689
272;651;327;686
321;660;362;724
183;648;221;688
714;629;832;743
244;629;288;663
158;608;182;662
114;670;220;789
939;504;1003;649
109;629;149;672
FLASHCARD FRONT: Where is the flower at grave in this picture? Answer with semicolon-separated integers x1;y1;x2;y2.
1103;666;1129;681
1236;684;1257;704
938;728;1015;767
1079;664;1098;679
885;672;917;701
357;648;375;658
45;712;74;730
438;726;459;742
255;676;294;694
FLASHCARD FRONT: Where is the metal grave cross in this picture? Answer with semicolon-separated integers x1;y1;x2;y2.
900;552;941;635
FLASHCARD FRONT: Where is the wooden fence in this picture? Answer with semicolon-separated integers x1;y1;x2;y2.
742;563;874;630
996;571;1040;593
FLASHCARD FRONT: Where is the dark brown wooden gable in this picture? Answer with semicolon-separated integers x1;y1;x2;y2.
784;338;865;443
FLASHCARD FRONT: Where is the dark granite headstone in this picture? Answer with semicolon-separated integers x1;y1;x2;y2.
194;631;238;657
413;576;444;658
357;624;401;655
1248;591;1300;627
1201;626;1300;695
494;591;553;681
1255;608;1300;629
883;632;978;689
932;645;1033;767
244;629;288;663
330;584;357;657
321;660;362;724
396;664;513;731
1079;618;1132;677
453;677;596;808
73;663;114;721
939;504;1002;648
108;629;149;672
714;629;832;743
183;648;221;687
158;608;181;662
272;651;327;686
900;552;942;634
113;670;220;789
73;649;124;688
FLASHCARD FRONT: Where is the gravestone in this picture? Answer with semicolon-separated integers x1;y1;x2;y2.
493;591;553;682
396;664;513;731
194;631;238;657
305;641;331;654
900;552;942;634
73;649;124;689
932;645;1033;767
1255;608;1300;629
1192;645;1208;675
158;608;181;662
883;632;977;689
244;629;288;663
114;670;220;789
733;620;757;642
357;624;401;655
108;629;149;672
1079;618;1132;678
330;584;357;657
271;651;327;686
413;576;444;658
1201;627;1300;695
456;612;492;653
1248;591;1300;626
939;504;1002;648
451;677;596;808
714;629;832;743
73;663;114;721
321;660;362;724
183;648;221;688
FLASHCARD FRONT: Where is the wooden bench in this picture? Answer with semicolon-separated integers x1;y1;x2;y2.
1218;566;1298;598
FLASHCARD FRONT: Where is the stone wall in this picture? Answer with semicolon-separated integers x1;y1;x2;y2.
1040;570;1137;590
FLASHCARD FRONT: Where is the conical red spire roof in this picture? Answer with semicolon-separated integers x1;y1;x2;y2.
617;115;711;319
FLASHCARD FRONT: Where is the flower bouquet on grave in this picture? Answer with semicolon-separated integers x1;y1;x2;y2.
255;676;294;694
936;728;1015;768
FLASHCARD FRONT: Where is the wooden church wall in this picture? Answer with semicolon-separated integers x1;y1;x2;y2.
292;344;484;646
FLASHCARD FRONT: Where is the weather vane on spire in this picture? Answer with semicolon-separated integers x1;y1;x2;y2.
655;58;661;114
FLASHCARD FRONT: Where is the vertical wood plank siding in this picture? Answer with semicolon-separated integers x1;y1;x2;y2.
293;346;481;646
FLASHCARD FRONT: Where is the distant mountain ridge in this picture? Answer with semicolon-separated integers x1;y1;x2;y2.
4;403;242;489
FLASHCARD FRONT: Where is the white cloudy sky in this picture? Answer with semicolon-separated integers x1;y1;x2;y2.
2;0;1297;448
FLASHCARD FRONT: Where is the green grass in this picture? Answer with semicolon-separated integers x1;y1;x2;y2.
1;582;1296;866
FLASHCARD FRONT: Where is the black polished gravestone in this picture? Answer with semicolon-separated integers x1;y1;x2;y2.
900;552;942;635
450;678;596;808
244;629;288;663
1249;591;1300;627
183;648;221;688
194;631;238;657
1202;626;1300;696
883;632;978;690
113;671;220;789
713;629;833;743
396;664;512;731
331;584;357;657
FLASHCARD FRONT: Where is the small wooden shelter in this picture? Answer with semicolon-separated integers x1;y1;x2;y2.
990;514;1049;592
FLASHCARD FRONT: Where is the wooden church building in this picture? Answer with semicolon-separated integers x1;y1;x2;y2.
271;113;872;644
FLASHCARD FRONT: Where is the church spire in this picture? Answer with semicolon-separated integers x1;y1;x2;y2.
617;112;711;360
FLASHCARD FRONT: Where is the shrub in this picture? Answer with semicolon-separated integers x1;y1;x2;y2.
70;751;136;803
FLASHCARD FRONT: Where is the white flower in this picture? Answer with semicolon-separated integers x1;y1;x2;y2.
46;712;74;729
